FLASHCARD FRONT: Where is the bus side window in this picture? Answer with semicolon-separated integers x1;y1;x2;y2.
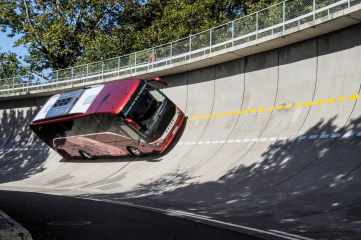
97;115;118;134
51;123;64;138
59;120;77;137
33;125;57;141
75;117;99;135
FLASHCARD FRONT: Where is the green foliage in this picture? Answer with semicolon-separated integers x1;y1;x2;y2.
0;49;29;79
126;0;282;52
0;0;280;73
0;0;141;71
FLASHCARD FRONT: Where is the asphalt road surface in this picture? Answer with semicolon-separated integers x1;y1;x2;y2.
0;190;261;240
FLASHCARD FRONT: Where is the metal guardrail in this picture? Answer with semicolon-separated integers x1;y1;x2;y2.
0;0;360;95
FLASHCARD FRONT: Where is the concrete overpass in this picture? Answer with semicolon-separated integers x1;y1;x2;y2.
0;2;361;240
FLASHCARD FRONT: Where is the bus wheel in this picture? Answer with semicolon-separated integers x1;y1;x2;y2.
127;147;146;157
79;150;96;160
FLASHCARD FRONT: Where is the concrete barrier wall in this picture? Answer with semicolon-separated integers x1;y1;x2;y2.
1;23;361;239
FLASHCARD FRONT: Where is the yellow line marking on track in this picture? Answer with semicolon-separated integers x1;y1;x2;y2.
349;94;359;100
186;94;359;120
326;98;335;103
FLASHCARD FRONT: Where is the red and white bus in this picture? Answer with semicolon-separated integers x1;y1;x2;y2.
29;78;185;159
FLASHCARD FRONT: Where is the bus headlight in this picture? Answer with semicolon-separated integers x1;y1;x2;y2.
150;139;164;147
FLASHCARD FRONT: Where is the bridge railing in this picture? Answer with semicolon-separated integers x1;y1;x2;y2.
0;0;359;95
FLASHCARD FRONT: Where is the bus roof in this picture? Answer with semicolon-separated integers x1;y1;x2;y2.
31;79;141;125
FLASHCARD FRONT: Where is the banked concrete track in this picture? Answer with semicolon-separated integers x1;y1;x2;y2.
1;23;361;240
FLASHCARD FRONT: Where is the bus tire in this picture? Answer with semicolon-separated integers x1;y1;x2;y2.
127;146;147;157
79;150;96;160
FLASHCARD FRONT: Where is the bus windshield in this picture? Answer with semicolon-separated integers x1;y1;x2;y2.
122;81;175;142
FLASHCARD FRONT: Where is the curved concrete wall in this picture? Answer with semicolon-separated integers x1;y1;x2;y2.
1;23;361;239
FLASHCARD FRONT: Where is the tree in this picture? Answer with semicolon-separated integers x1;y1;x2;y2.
116;0;281;53
77;0;281;63
0;0;144;71
0;49;29;79
0;0;280;73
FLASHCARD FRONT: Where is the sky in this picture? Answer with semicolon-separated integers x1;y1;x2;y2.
0;30;54;74
0;29;28;60
0;30;54;75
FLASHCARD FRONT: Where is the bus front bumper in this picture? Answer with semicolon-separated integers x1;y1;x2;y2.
153;111;185;153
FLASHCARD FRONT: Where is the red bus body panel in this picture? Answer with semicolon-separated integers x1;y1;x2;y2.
152;112;185;153
54;133;136;158
30;79;142;126
86;79;140;115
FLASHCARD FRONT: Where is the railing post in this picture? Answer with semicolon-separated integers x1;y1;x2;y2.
348;0;350;8
27;75;29;93
210;29;212;53
56;70;59;88
256;12;259;40
232;21;235;47
42;74;44;90
170;42;173;64
152;47;155;69
135;53;137;73
101;59;104;81
313;0;316;21
71;68;73;87
283;1;286;31
12;78;14;94
87;64;89;82
118;57;120;77
189;35;192;59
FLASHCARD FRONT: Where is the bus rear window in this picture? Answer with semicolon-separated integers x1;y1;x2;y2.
31;123;66;142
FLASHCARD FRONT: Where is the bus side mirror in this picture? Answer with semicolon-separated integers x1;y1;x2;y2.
125;119;141;130
148;77;168;87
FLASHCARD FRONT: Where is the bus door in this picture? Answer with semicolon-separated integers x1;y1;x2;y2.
118;123;141;146
119;124;155;153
